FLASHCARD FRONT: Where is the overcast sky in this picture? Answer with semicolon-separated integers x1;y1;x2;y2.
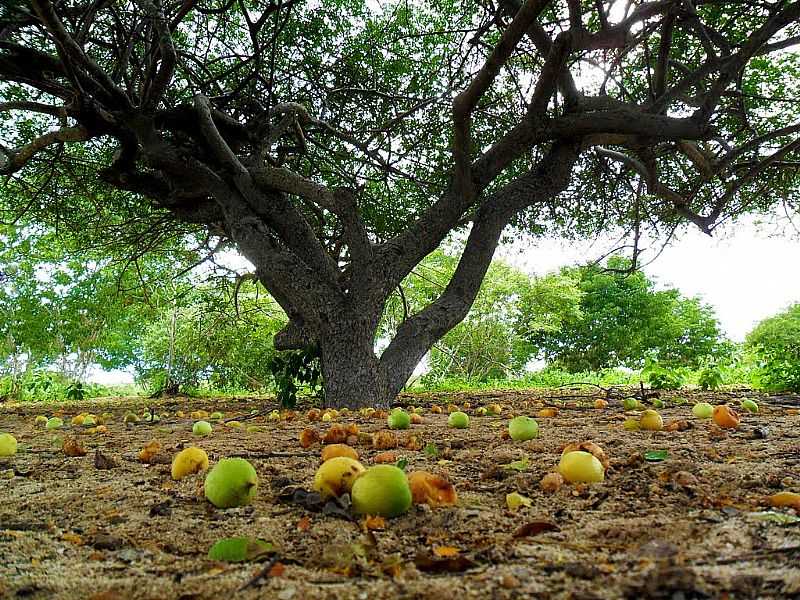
496;214;800;342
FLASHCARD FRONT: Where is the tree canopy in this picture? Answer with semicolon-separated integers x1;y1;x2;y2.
1;0;799;405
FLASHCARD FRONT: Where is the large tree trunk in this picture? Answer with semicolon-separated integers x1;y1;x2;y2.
318;318;388;409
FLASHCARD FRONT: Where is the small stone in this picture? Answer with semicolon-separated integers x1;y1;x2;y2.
92;534;124;550
500;574;519;588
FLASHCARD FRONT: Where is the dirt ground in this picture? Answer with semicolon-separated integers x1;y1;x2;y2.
1;388;799;600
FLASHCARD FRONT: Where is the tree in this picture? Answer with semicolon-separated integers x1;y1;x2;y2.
1;0;799;406
745;303;800;391
529;257;724;371
383;250;583;381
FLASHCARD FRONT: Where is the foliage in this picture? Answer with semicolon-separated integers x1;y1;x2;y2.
529;257;726;373
641;359;686;390
697;363;724;391
745;304;800;392
0;369;110;402
267;346;324;409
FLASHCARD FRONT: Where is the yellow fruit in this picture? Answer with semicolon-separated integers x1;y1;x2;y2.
351;465;412;517
71;415;85;426
34;415;48;427
0;433;18;457
639;409;664;431
204;458;258;508
321;444;359;462
226;421;242;428
313;456;366;498
558;451;605;483
171;447;210;480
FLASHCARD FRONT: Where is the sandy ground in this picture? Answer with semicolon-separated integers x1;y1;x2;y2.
1;388;799;600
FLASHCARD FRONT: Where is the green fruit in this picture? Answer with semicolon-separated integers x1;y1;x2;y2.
208;537;273;562
623;398;638;411
508;416;539;441
193;420;212;436
204;458;258;508
34;415;48;427
741;399;759;413
652;399;664;409
123;412;139;424
210;411;224;420
623;419;640;431
558;451;604;483
82;416;96;427
351;465;412;517
692;402;714;419
387;409;411;430
46;417;63;430
0;433;17;457
475;407;487;417
448;411;469;429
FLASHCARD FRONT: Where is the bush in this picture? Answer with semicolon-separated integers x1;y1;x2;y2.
746;304;800;392
642;359;686;390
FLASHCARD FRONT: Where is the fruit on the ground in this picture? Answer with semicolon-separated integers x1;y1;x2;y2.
623;398;638;411
768;491;800;509
692;402;714;419
193;420;212;436
540;472;564;492
323;424;348;444
191;410;209;420
487;403;502;415
372;430;398;449
594;399;608;409
351;465;412;517
537;407;558;418
83;416;96;427
558;451;605;483
226;421;242;428
138;440;163;463
62;436;87;457
387;409;411;430
430;405;442;414
741;399;759;413
299;428;320;448
321;444;359;462
204;458;258;508
407;471;457;506
508;416;539;441
307;409;321;421
410;413;423;425
46;417;63;430
623;419;640;431
639;409;664;431
562;440;609;469
313;456;365;498
123;412;139;424
506;492;532;510
373;451;398;463
0;433;18;456
713;405;740;429
652;399;665;408
448;411;469;429
475;407;488;416
210;411;223;420
171;447;210;480
34;415;48;427
71;415;85;426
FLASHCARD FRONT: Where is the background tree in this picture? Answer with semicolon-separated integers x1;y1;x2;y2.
529;256;725;371
745;303;800;392
1;0;799;406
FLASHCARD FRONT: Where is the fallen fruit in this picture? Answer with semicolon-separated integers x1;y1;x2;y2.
562;441;609;469
46;417;64;430
82;416;96;427
372;430;398;450
712;405;740;429
430;405;443;414
138;440;163;463
639;409;664;431
448;411;469;429
323;424;348;444
123;412;139;424
692;402;714;419
508;416;539;441
594;399;608;409
172;447;210;479
540;472;564;493
351;465;412;517
204;458;258;508
387;409;411;430
191;410;209;420
71;415;85;426
313;456;366;498
63;436;87;457
537;407;558;418
410;413;424;425
307;408;321;422
768;491;800;509
623;419;640;431
226;421;242;428
558;451;604;483
506;492;532;511
210;411;224;420
0;433;18;457
652;399;665;408
407;471;457;506
193;420;213;436
623;398;638;411
475;407;488;416
208;537;274;562
321;444;359;462
299;428;320;448
34;415;48;427
373;451;398;463
740;398;759;413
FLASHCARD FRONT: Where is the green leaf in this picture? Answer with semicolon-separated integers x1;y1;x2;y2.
747;511;800;524
395;457;408;471
423;442;438;458
644;450;669;462
208;537;275;562
503;457;530;471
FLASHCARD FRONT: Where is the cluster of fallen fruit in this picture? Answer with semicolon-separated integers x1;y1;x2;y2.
2;395;799;528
